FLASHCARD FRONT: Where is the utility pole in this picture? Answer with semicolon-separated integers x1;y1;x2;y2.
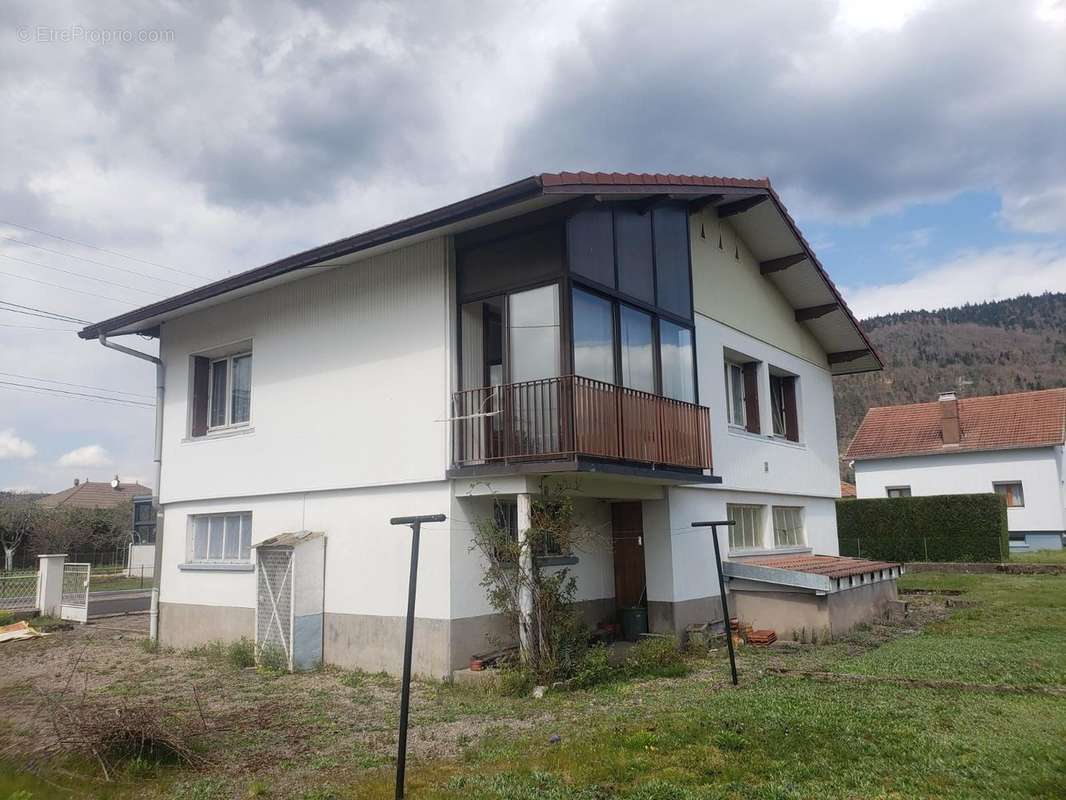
389;513;446;800
691;519;738;686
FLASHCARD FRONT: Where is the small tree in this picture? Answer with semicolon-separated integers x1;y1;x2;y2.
0;498;38;571
471;482;601;683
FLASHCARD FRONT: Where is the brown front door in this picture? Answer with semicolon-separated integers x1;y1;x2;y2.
611;502;647;609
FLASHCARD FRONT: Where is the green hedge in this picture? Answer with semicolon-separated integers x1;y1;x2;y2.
837;493;1009;563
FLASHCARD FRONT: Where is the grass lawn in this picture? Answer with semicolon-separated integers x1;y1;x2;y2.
89;569;153;592
2;571;1064;799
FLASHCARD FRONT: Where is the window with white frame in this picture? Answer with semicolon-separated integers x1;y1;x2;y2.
993;482;1024;507
727;504;764;550
190;347;252;437
724;361;746;428
772;506;804;548
189;512;252;563
210;352;251;428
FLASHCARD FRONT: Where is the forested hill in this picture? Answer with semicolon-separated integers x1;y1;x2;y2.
833;292;1066;456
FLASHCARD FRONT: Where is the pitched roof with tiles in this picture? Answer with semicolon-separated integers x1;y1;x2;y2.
743;554;900;579
38;480;152;509
840;481;856;498
846;388;1066;461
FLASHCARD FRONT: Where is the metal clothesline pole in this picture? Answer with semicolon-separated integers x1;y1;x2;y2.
692;519;738;686
390;513;447;800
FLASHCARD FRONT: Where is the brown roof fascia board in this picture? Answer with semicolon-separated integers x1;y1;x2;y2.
78;175;545;340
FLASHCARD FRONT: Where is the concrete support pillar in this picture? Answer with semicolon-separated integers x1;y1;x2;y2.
516;492;533;658
36;554;66;617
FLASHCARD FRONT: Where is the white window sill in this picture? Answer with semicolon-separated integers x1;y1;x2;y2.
178;562;254;572
725;428;806;450
182;426;255;444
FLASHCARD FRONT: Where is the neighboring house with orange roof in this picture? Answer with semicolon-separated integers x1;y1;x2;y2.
38;477;152;510
846;389;1066;551
839;481;856;498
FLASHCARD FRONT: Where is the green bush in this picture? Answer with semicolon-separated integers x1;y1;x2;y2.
624;636;688;679
497;663;536;697
572;643;614;689
837;493;1009;563
0;610;15;627
226;638;256;669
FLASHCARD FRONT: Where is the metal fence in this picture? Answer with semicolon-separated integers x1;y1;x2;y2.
11;547;128;571
0;570;38;611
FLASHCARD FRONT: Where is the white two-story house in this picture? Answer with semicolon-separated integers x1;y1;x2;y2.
848;389;1066;552
79;172;883;676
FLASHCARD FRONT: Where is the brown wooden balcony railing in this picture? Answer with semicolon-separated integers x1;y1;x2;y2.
451;375;712;471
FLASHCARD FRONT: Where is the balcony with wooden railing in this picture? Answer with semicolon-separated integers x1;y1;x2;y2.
450;375;712;474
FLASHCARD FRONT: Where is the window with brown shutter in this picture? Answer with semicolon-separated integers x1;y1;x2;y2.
770;372;800;442
190;356;210;437
742;362;761;434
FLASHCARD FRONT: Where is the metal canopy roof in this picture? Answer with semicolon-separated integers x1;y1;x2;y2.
78;172;881;375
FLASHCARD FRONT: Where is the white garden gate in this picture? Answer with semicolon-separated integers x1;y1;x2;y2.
61;562;91;623
256;547;294;670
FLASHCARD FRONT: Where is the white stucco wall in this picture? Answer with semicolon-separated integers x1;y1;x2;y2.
159;481;454;618
853;446;1066;533
660;487;839;603
158;236;450;504
694;316;840;500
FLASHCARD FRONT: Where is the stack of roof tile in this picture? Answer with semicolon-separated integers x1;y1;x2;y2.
747;629;778;646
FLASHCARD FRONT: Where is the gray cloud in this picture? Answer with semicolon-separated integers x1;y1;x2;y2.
504;0;1066;229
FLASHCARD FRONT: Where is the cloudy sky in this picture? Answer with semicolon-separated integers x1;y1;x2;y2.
1;0;1065;491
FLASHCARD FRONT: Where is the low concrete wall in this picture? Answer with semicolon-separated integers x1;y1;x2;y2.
826;580;897;636
731;580;898;641
127;544;156;578
648;596;722;637
159;602;254;649
730;589;828;640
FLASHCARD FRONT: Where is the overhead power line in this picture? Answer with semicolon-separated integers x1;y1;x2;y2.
0;253;166;298
0;370;155;399
0;306;84;323
0;322;78;332
0;379;154;408
0;218;212;281
0;300;90;324
0;270;136;305
0;235;195;291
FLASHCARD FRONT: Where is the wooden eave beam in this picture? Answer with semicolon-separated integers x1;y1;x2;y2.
827;348;871;365
759;253;808;274
794;302;840;322
684;193;724;215
716;194;769;218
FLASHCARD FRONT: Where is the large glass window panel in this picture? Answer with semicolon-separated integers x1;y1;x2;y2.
193;517;209;561
659;320;695;402
223;515;242;559
209;359;228;427
772;506;804;548
653;206;692;317
727;504;763;550
230;354;251;424
619;305;655;392
567;208;615;287
572;288;615;383
460;297;504;390
614;207;654;303
239;513;252;560
208;516;225;560
508;284;560;383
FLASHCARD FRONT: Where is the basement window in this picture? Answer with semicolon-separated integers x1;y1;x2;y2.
886;486;911;498
727;504;764;551
993;482;1025;507
188;512;252;563
772;506;805;548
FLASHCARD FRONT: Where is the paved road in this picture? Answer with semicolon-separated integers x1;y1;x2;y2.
89;589;151;618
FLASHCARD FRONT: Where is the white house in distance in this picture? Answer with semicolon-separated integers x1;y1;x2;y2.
79;172;892;676
847;388;1066;552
